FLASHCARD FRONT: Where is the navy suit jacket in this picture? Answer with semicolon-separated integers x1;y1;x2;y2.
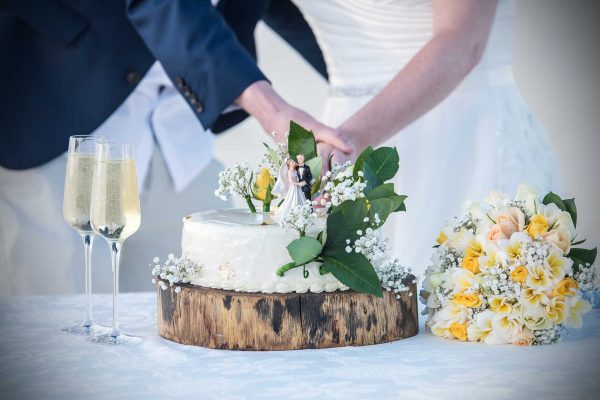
0;0;327;169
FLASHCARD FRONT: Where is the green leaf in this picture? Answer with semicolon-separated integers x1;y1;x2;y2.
305;155;323;196
287;236;323;266
288;121;317;161
365;183;407;225
563;198;577;227
263;142;281;167
569;247;597;265
542;192;566;211
363;147;399;183
353;146;374;179
571;238;586;246
321;249;383;297
324;198;370;250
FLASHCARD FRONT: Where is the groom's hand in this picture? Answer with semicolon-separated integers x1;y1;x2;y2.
236;81;354;154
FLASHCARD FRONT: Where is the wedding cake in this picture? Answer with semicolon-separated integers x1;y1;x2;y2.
153;121;418;350
181;209;347;293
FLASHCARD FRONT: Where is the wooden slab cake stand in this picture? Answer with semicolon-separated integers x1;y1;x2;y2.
156;281;419;350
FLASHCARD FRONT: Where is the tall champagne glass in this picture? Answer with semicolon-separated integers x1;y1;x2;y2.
62;135;110;335
89;142;142;345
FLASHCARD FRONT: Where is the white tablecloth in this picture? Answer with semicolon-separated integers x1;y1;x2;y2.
0;292;598;400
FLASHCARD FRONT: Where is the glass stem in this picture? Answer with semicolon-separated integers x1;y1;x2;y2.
82;234;94;327
109;241;122;338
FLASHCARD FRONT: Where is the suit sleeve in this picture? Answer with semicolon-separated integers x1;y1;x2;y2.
262;0;328;80
125;0;267;131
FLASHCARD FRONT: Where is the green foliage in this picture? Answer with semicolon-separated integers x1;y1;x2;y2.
361;147;399;193
288;121;317;161
365;183;407;226
353;146;374;179
569;247;597;274
263;142;281;167
321;249;383;297
324;199;370;250
287;236;323;266
543;191;577;227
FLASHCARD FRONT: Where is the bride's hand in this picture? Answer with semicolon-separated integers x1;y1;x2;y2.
317;141;358;176
236;81;355;154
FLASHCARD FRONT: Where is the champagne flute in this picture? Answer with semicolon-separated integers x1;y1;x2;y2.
89;142;142;345
62;135;110;335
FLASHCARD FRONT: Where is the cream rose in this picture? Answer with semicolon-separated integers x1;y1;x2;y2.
541;229;571;255
487;224;508;241
509;326;534;346
496;207;525;238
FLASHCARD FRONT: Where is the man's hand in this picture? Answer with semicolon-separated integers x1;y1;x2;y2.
317;141;358;177
236;81;354;154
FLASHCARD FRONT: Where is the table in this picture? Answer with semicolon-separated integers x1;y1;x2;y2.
0;292;599;400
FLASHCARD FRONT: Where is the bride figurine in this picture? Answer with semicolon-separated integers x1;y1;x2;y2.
272;158;307;220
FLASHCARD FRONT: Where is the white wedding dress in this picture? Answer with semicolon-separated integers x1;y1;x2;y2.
274;170;306;219
292;0;562;277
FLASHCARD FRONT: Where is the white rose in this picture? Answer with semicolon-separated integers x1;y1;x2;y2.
485;191;510;208
515;183;539;215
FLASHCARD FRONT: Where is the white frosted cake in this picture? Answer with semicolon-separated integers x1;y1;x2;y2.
182;209;348;293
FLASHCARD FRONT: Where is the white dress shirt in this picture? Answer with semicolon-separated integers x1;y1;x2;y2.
92;62;214;192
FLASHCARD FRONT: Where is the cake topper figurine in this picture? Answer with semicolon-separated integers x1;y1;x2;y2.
295;153;313;202
272;157;308;220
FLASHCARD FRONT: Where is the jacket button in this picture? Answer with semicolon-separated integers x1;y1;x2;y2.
126;71;141;85
175;77;184;88
195;102;204;113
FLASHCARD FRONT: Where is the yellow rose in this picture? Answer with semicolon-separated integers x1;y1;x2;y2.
553;277;579;297
487;224;508;241
527;214;549;238
253;168;274;201
436;231;448;245
461;256;481;275
511;266;527;283
449;322;469;341
453;292;482;308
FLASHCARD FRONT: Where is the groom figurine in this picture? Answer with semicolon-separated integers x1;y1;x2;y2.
296;154;312;201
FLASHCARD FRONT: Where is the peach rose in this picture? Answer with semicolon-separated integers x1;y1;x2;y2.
487;224;508;241
541;229;571;255
509;327;534;346
496;208;525;238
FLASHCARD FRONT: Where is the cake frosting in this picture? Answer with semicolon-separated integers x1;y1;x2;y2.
182;209;348;293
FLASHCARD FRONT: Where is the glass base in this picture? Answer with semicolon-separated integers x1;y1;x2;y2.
87;332;143;345
62;322;112;336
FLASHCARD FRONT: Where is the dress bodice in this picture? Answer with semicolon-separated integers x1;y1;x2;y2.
292;0;516;93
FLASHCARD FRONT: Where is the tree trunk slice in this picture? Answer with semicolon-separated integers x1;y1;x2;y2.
156;282;418;350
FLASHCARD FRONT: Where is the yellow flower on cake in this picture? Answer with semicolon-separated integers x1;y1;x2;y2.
488;295;512;313
253;168;275;201
449;322;469;341
452;292;482;308
552;277;579;297
526;214;549;238
565;296;592;328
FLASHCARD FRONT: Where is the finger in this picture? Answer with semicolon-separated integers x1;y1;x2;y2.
315;129;355;155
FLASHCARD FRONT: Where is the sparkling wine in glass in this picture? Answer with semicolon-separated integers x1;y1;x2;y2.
89;142;142;345
62;135;110;335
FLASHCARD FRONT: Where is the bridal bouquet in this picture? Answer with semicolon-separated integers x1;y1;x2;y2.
421;185;596;345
